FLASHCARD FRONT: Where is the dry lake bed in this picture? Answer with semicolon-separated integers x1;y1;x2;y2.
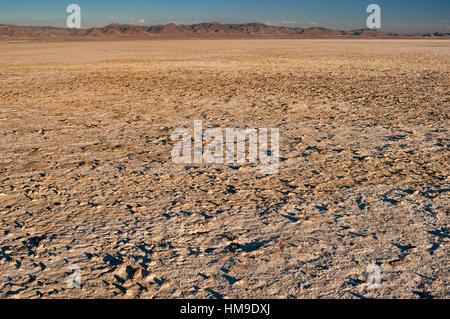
0;39;448;298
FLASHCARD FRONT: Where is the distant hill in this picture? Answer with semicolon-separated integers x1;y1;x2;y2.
1;22;449;40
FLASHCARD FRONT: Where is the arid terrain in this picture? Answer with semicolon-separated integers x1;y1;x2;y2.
2;23;449;40
0;39;448;299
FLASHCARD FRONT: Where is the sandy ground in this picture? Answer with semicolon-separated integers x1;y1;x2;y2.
0;39;448;299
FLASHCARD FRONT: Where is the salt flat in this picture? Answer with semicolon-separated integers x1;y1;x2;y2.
0;39;448;298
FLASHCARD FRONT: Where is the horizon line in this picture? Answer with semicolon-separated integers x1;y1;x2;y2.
2;21;449;35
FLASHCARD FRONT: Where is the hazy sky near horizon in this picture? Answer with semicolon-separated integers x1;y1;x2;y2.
0;0;449;33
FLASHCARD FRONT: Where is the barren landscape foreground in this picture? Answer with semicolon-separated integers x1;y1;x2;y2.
0;39;448;298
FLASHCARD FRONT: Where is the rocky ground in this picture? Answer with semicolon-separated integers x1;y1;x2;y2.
0;39;448;298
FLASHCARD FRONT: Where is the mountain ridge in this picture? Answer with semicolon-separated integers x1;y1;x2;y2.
1;22;449;40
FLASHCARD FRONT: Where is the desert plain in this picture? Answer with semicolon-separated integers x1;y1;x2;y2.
0;39;448;298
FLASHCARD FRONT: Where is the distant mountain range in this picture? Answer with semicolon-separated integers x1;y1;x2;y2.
1;22;449;40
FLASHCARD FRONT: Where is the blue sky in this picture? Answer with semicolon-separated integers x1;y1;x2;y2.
0;0;449;33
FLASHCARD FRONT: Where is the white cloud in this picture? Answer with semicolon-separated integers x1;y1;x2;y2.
264;20;319;28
